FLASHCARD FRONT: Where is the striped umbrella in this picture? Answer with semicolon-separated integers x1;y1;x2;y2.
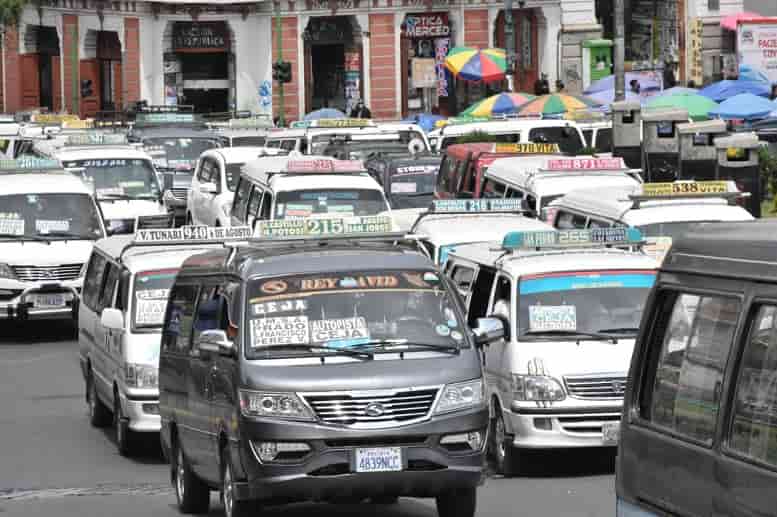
461;92;536;117
444;47;507;82
514;94;601;117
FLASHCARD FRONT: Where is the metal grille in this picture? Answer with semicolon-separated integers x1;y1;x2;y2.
564;374;627;399
170;188;189;200
558;413;621;434
12;263;83;282
302;387;439;428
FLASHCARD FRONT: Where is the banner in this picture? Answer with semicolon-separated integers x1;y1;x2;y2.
738;22;777;84
434;38;450;97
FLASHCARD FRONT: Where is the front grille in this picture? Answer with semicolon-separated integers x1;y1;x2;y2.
136;214;174;229
12;263;83;282
302;387;439;428
171;188;189;200
324;436;428;448
564;373;627;399
557;413;621;434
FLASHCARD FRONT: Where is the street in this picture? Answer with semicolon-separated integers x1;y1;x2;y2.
0;322;615;517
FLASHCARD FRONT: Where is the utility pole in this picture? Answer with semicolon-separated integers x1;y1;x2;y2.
613;0;625;101
504;0;515;92
274;1;285;126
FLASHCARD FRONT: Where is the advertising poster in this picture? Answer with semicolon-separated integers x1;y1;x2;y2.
344;71;361;115
738;22;777;83
434;37;450;97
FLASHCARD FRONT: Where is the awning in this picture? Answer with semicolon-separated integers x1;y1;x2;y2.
720;12;763;31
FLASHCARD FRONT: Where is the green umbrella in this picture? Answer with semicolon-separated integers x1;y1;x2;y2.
645;93;718;121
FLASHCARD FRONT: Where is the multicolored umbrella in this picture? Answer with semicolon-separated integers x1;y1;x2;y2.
645;92;718;121
461;92;536;117
514;94;601;117
444;47;507;82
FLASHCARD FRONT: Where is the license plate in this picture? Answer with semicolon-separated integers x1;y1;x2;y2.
602;421;620;446
355;447;402;473
30;293;67;308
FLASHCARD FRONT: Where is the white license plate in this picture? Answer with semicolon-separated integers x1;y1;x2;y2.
602;421;620;446
355;447;403;473
30;293;67;308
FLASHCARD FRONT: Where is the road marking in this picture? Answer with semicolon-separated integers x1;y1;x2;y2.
0;484;173;501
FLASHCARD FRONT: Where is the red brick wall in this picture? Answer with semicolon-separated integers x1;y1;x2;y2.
3;27;21;112
62;14;79;114
271;16;300;122
464;9;489;49
369;13;397;120
123;17;140;107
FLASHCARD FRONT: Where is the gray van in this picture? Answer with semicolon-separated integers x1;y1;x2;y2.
617;219;777;516
158;218;497;517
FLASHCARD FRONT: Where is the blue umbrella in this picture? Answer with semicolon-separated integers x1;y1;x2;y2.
402;113;445;133
584;72;661;94
738;63;770;84
698;80;770;102
586;88;641;106
708;93;776;120
659;86;699;96
303;108;346;121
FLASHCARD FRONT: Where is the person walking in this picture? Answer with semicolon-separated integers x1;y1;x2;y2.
350;99;372;119
533;73;550;95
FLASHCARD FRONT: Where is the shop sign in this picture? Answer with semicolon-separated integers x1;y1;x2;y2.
403;13;450;38
173;22;228;50
434;38;450;97
737;22;777;83
688;18;703;86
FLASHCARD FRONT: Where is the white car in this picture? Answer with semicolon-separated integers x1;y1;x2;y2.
187;147;266;227
0;159;106;323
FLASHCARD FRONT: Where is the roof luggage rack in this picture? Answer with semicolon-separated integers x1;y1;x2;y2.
119;224;253;260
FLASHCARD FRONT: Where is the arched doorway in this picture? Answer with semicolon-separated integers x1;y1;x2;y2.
20;25;61;111
494;9;539;93
302;16;363;114
81;29;123;117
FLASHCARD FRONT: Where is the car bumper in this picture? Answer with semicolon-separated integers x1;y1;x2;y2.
0;284;80;321
228;407;487;503
119;392;161;432
506;403;622;449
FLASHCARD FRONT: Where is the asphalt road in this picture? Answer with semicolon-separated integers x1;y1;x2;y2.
0;322;615;517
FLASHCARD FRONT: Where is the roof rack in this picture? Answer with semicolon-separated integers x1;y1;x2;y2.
410;199;527;233
265;158;366;178
119;224;253;260
628;181;748;208
0;158;62;174
251;215;398;241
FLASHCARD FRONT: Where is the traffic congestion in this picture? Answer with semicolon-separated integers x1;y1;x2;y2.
1;107;776;517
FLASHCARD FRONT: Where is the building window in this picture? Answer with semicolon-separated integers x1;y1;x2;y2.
708;0;719;11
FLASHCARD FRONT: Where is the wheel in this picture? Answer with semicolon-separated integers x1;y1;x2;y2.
490;405;518;477
114;393;134;457
173;440;210;514
87;371;111;428
436;487;476;517
371;496;399;504
221;449;253;517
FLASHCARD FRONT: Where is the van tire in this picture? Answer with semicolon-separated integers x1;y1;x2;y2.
490;405;518;477
436;487;476;517
114;392;134;457
221;447;253;517
173;441;210;514
87;371;111;428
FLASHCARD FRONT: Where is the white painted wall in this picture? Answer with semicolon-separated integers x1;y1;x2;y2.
560;0;596;25
745;0;777;16
691;0;744;19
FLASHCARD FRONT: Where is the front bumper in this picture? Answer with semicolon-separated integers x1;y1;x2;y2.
506;403;622;449
119;391;160;432
0;283;80;321
228;407;487;503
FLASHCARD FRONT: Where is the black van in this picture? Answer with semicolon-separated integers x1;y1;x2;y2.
158;224;498;517
617;220;777;516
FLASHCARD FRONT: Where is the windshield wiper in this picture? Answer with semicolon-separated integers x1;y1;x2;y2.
400;191;435;197
348;339;460;355
0;232;51;243
264;344;373;360
38;231;91;240
523;330;618;343
98;193;134;201
596;327;640;335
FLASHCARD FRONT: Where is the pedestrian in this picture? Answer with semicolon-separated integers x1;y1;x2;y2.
687;79;697;89
629;79;641;94
663;61;677;89
555;79;565;93
350;99;372;119
534;73;550;95
770;83;777;101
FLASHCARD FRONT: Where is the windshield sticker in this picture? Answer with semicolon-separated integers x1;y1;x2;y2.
137;289;170;300
395;165;437;175
311;317;369;343
0;218;24;235
135;299;168;326
120;181;145;189
529;305;577;332
285;204;312;218
435;324;451;337
96;187;124;197
260;280;288;294
519;272;656;295
252;299;308;315
251;316;309;348
391;182;417;194
35;219;70;234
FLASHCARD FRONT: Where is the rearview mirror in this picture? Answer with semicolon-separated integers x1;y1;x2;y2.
198;329;235;357
101;307;124;331
199;182;218;195
473;317;504;345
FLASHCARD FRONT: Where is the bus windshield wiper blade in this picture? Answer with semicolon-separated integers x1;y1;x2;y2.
98;194;133;200
0;232;51;242
266;344;373;360
523;330;617;343
348;339;460;355
596;327;640;335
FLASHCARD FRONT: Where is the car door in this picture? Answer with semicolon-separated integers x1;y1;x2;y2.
230;177;252;226
79;252;109;394
485;274;514;407
193;157;215;225
245;186;262;230
204;156;224;226
97;262;121;402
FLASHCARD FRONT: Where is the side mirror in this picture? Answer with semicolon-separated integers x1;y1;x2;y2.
199;182;218;195
198;329;235;357
472;317;505;346
101;307;125;331
162;172;174;192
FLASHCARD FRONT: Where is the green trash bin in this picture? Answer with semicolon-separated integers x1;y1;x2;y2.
582;39;614;90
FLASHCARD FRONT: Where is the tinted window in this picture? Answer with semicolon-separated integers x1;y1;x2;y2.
231;178;252;221
98;263;120;311
82;253;108;311
528;127;584;154
133;269;178;330
583;129;593;147
730;305;777;467
594;128;613;153
246;187;262;226
556;211;587;229
232;136;265;147
647;293;739;444
275;189;387;219
437;157;459;194
162;284;199;353
0;193;103;240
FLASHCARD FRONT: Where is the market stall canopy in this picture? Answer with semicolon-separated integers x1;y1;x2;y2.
708;93;777;120
699;80;771;102
461;92;536;117
645;92;718;121
303;108;346;122
583;72;661;95
514;93;600;117
444;47;507;82
720;12;761;31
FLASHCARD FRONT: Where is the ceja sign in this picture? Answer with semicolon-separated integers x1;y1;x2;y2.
403;13;450;38
546;158;625;170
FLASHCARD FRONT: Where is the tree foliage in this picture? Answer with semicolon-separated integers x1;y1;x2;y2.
0;0;25;30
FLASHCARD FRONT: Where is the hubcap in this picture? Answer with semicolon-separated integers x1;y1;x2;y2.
176;449;185;502
115;400;124;444
495;416;506;463
223;463;233;516
88;381;96;417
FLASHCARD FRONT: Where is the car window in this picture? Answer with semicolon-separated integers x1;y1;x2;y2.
281;139;297;151
115;270;129;311
98;262;120;311
193;286;230;346
556;211;587;229
197;158;213;183
594;128;613;153
246;187;262;227
729;305;777;468
210;160;222;187
231;178;252;221
528;127;584;155
583;129;593;147
587;218;612;229
645;293;740;445
82;253;108;311
467;267;496;327
482;178;506;198
162;284;199;353
505;188;524;199
450;265;476;292
437;157;458;194
260;192;273;220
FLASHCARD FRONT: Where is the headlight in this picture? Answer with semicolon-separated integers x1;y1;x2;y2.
124;363;158;389
512;375;565;402
0;263;17;280
238;390;315;421
433;379;485;415
221;202;232;216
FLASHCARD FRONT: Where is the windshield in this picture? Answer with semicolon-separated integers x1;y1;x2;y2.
275;189;388;219
143;137;220;170
389;164;439;198
231;136;265;147
133;269;177;329
528;127;584;155
0;193;103;240
638;221;716;240
64;158;160;200
245;270;466;358
517;270;656;338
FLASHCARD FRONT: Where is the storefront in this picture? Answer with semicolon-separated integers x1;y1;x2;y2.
494;9;539;93
80;30;123;117
19;25;61;112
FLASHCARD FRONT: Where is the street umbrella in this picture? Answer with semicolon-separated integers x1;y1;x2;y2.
738;63;770;84
586;88;641;106
444;47;507;82
461;92;536;117
514;93;601;117
658;86;699;96
401;113;446;132
698;80;770;102
708;93;777;120
645;92;718;121
583;72;661;95
303;108;346;121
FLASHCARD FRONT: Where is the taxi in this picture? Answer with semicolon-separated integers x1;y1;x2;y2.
158;216;493;517
79;224;252;456
0;158;106;323
443;228;657;476
210;115;273;147
481;155;643;218
35;132;168;234
365;154;441;209
230;156;391;231
408;199;552;265
546;180;754;261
